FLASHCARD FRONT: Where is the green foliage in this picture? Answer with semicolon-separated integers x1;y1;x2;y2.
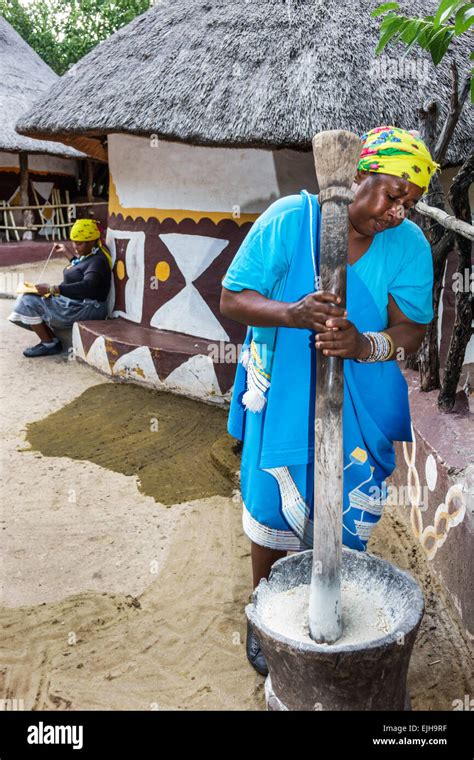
372;0;474;100
372;2;401;16
0;0;152;74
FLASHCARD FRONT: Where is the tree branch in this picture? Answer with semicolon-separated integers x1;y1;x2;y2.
434;65;471;163
415;201;474;240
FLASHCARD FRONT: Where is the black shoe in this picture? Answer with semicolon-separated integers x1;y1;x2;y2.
246;619;268;676
23;340;62;357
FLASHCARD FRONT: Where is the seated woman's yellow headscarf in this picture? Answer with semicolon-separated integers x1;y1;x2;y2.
70;218;113;269
358;126;441;194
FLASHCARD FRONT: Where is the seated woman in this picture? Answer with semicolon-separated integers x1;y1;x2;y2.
9;218;112;357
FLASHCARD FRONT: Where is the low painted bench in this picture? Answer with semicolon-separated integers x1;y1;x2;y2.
72;317;236;404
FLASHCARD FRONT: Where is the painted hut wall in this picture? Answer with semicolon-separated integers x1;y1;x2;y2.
108;134;318;214
106;133;317;345
107;133;472;368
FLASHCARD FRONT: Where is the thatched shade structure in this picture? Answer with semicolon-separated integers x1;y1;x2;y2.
0;16;81;237
14;0;473;400
0;18;86;160
0;17;107;241
2;16;106;162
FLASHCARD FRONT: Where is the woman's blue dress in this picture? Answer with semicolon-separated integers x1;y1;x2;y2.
222;190;433;552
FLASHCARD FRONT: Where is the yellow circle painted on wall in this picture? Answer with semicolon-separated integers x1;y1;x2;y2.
155;261;170;282
116;260;126;280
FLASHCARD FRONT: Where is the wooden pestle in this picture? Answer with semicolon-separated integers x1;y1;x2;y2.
309;130;362;644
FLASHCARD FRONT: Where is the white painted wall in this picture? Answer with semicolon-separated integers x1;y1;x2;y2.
108;133;317;214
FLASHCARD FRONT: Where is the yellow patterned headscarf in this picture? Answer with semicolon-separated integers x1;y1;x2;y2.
70;218;101;241
69;218;113;269
358;126;441;194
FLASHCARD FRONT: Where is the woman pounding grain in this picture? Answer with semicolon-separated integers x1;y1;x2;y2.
9;218;112;357
220;126;439;675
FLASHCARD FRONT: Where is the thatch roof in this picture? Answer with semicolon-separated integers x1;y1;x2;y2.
0;17;104;161
16;0;472;166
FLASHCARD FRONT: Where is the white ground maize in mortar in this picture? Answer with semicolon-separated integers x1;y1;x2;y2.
260;581;394;646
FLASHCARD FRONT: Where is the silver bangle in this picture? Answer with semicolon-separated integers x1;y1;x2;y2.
356;331;391;363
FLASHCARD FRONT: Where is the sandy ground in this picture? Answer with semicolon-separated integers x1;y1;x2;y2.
369;509;473;710
0;259;66;298
0;260;472;710
0;284;264;710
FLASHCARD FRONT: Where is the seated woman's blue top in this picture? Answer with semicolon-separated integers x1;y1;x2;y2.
222;192;433;375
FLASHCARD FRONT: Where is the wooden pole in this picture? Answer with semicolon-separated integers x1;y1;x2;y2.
86;159;94;204
19;152;34;241
309;130;362;644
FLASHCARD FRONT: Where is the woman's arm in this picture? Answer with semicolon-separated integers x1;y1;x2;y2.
52;242;76;262
220;287;348;333
220;287;292;327
383;294;427;359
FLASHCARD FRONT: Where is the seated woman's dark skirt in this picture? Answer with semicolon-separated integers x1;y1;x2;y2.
8;293;108;330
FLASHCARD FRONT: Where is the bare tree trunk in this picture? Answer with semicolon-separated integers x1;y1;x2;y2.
416;98;447;249
434;68;471;162
419;233;452;388
418;231;455;390
406;98;447;376
407;66;471;387
438;151;474;412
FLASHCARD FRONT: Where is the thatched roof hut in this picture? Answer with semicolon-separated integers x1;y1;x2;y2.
14;0;471;401
0;17;106;241
16;0;472;164
0;16;107;241
0;16;86;159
